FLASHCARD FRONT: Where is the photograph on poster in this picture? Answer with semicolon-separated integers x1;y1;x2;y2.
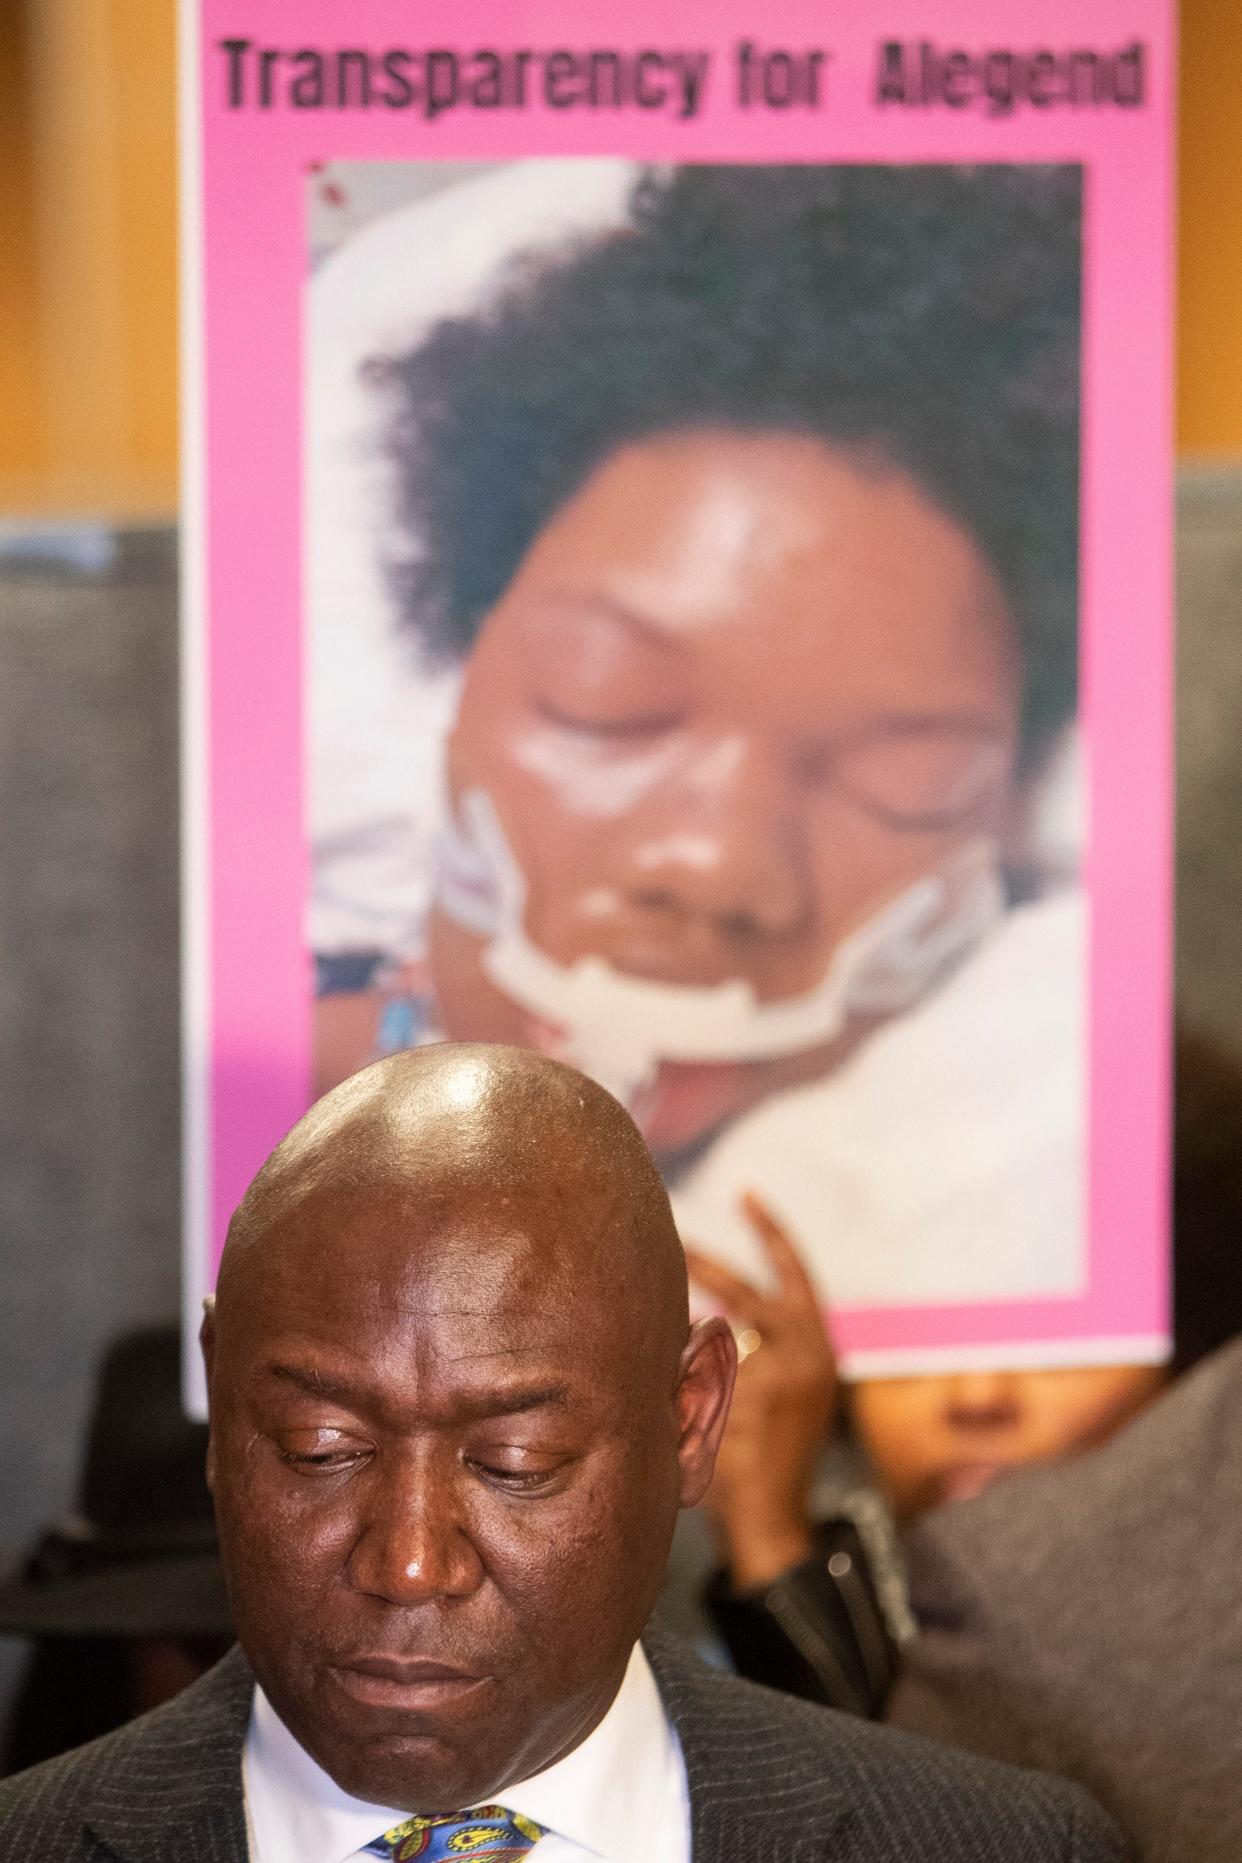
307;159;1086;1345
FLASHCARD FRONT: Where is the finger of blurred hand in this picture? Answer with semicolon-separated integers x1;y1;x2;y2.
740;1191;825;1310
682;1244;766;1329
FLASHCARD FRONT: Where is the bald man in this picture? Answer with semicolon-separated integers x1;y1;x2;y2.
1;1046;1127;1861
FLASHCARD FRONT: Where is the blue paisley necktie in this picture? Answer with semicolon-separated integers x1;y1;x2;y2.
362;1804;547;1860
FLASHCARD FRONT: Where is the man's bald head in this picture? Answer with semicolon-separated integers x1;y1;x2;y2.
202;1044;733;1811
217;1044;689;1369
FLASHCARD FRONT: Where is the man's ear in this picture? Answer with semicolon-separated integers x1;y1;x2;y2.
673;1316;737;1508
200;1297;217;1492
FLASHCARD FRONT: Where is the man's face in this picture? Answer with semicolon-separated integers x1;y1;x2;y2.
430;430;1020;1156
205;1177;719;1809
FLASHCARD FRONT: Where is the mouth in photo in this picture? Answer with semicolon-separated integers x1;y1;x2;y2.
629;1058;750;1143
512;1002;755;1148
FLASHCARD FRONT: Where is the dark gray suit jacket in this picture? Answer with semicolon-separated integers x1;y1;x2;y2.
889;1340;1242;1863
0;1632;1126;1861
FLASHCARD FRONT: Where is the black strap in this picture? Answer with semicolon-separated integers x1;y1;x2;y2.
704;1518;901;1717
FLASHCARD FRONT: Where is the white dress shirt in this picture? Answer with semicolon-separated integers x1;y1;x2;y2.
242;1642;690;1863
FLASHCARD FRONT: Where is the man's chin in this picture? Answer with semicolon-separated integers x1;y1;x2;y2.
303;1712;506;1817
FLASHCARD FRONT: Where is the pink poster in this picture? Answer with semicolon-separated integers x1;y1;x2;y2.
180;0;1174;1402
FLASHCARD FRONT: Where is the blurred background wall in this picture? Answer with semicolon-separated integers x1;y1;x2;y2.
0;0;1240;1717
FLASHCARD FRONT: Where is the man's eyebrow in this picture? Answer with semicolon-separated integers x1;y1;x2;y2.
469;1382;572;1419
259;1362;572;1420
262;1362;362;1405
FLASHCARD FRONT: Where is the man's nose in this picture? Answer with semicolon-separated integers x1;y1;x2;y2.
614;735;812;942
347;1461;484;1605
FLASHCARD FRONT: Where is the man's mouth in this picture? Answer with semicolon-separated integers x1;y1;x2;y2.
328;1656;491;1711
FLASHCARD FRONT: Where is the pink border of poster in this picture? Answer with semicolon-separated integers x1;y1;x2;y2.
180;0;1174;1403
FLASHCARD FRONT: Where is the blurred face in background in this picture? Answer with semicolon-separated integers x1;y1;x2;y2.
850;1362;1168;1522
431;429;1020;1156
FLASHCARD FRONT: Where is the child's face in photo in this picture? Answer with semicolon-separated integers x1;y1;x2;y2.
851;1361;1168;1521
431;427;1020;1154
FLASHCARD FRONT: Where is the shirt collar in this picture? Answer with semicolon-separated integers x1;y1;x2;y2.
244;1642;680;1863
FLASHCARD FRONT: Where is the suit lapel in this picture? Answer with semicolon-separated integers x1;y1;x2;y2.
686;1805;844;1863
643;1633;856;1863
85;1645;253;1863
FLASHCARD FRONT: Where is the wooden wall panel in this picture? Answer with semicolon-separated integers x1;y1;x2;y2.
0;0;1237;514
1177;0;1242;455
0;0;177;516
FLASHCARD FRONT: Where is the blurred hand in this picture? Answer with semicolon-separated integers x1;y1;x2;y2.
684;1193;839;1591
